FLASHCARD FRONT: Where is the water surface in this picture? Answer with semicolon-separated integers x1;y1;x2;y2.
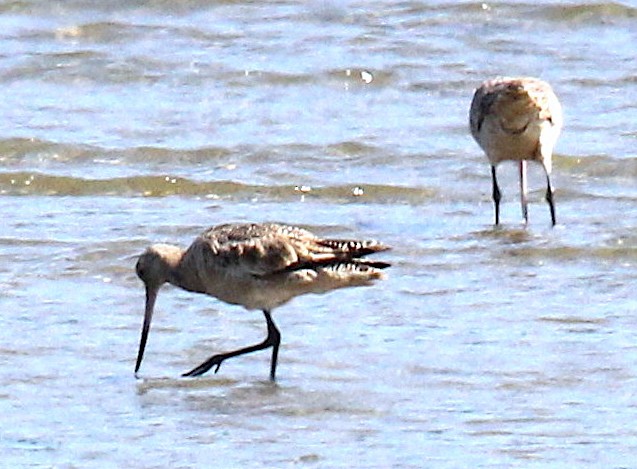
1;1;636;467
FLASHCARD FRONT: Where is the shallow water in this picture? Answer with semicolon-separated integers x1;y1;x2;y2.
1;1;636;467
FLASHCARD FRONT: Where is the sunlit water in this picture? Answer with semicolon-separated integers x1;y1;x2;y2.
1;1;636;467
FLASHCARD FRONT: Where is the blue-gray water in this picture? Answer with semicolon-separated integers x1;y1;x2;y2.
1;1;636;467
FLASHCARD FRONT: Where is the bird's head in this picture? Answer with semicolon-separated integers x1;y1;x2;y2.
134;243;184;376
135;244;183;288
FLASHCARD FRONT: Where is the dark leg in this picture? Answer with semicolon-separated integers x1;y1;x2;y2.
545;172;556;226
182;310;281;381
491;165;501;225
268;312;281;381
519;161;528;224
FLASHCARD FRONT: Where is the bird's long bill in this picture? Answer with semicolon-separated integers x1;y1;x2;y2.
134;285;159;376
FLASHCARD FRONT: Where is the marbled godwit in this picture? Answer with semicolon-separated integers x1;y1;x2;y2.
134;222;390;381
469;77;562;225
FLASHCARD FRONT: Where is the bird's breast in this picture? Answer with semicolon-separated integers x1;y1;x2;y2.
200;274;295;311
479;115;544;164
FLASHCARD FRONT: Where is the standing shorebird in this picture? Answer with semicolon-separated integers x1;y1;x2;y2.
469;77;563;225
134;222;390;381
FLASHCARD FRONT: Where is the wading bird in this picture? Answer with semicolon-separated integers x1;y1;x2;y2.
469;77;562;225
134;222;390;381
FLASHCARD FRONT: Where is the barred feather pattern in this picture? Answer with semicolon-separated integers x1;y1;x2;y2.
137;222;390;312
134;222;391;380
469;76;562;169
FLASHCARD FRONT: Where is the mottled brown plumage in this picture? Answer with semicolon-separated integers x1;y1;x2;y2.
134;222;390;381
469;77;562;225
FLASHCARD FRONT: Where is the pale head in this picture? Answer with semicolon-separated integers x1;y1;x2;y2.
134;243;184;375
135;244;184;288
489;82;538;132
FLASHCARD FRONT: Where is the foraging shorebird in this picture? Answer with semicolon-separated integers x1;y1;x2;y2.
469;77;563;225
134;222;390;381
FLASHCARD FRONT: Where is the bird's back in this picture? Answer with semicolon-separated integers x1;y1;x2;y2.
175;223;390;311
469;77;562;167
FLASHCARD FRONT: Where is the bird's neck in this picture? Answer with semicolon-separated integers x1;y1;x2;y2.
148;243;199;292
168;258;207;294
